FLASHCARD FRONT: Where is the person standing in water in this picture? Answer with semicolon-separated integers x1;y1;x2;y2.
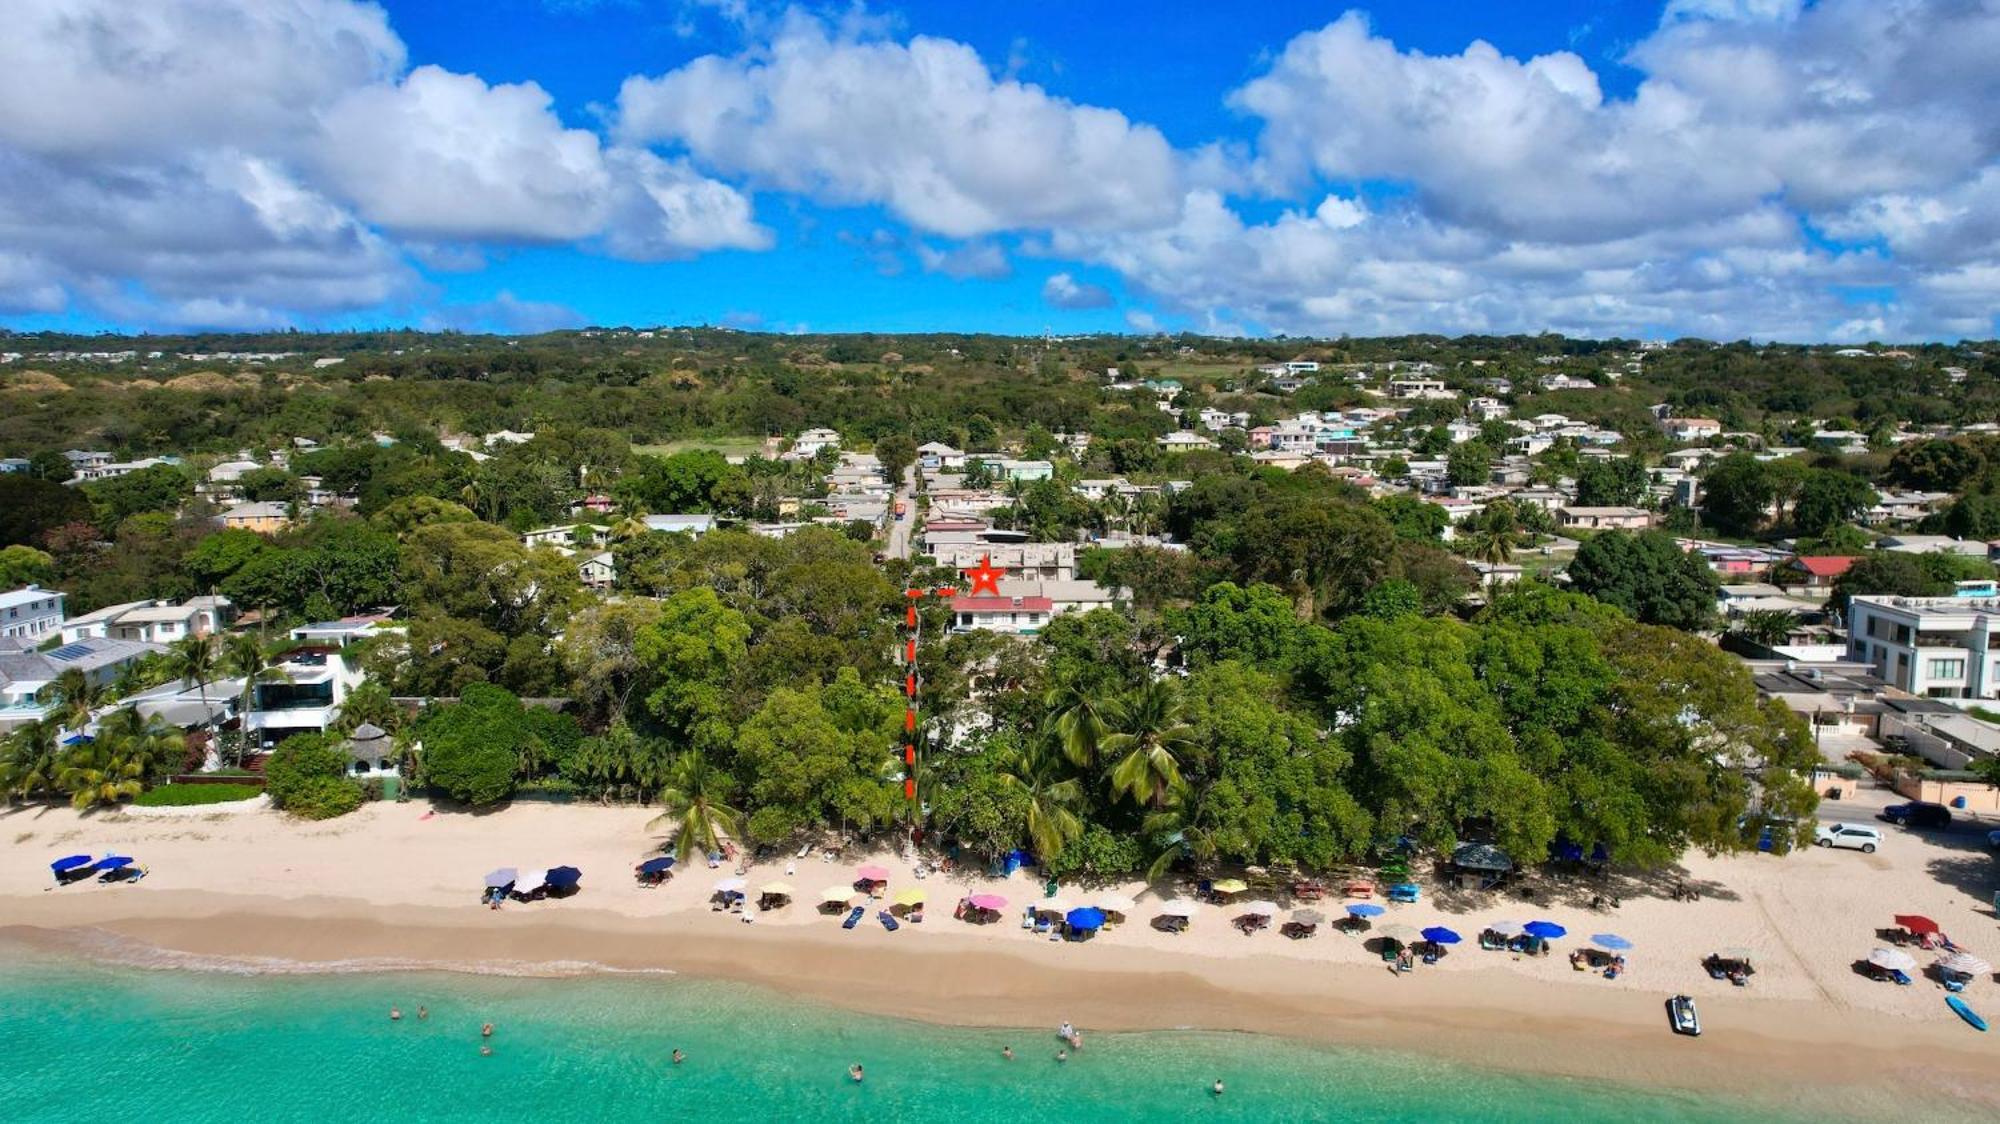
417;1007;428;1021
1001;1046;1013;1060
389;1007;401;1022
481;1022;494;1038
672;1049;685;1065
849;1064;865;1083
1213;1079;1225;1096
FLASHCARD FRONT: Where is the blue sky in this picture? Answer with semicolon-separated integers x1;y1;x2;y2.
1;1;1995;341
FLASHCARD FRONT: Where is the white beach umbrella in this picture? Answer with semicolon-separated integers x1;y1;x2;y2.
1237;900;1279;918
1485;919;1526;937
1868;948;1916;972
1939;952;1991;977
513;870;547;895
1033;898;1069;914
1093;893;1137;913
1378;923;1420;945
714;877;747;895
1156;900;1198;918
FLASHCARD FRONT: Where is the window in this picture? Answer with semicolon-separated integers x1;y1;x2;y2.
1926;658;1966;680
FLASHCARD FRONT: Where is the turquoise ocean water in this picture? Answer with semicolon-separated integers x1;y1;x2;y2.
0;947;1850;1123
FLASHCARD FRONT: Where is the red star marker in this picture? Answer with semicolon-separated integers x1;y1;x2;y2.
962;553;1005;596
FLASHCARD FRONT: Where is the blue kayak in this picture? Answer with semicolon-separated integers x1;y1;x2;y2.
1946;995;1988;1032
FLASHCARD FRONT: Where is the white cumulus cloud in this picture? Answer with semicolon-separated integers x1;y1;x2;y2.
615;13;1185;238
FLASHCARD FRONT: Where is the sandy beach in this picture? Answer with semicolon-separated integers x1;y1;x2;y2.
6;796;1999;1110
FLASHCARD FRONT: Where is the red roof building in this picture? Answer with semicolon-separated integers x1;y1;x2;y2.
1786;555;1857;587
950;594;1055;635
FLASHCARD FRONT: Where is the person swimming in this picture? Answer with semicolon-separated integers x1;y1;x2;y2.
417;1006;428;1021
1068;1031;1083;1050
1001;1046;1013;1060
480;1045;492;1057
481;1022;495;1038
672;1049;684;1065
849;1064;865;1083
1055;1049;1068;1063
1213;1079;1225;1096
389;1007;401;1021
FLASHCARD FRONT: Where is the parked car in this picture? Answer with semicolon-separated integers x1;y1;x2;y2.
1815;823;1882;853
1879;802;1952;829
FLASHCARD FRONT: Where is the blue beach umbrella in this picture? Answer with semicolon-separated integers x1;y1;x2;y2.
50;855;93;873
637;857;676;875
94;856;136;871
1591;933;1633;951
1346;903;1385;918
1420;926;1462;945
1523;921;1567;939
1065;907;1107;931
545;866;583;888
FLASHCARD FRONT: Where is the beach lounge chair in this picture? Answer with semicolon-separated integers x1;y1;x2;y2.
878;911;899;932
1890;968;1912;986
842;905;865;929
1387;883;1420;904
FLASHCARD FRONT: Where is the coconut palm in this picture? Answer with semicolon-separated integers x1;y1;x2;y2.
1734;609;1799;648
1462;503;1519;565
646;749;744;862
57;710;178;810
1043;677;1110;769
52;668;104;731
165;634;221;742
997;743;1084;862
0;719;63;800
1100;680;1196;809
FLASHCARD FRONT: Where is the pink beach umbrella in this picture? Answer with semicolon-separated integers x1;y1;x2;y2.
966;893;1008;911
856;865;892;884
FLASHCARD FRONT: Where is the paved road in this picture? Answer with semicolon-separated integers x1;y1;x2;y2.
885;464;916;560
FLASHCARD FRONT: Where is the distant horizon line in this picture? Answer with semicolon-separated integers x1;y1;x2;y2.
2;326;1994;349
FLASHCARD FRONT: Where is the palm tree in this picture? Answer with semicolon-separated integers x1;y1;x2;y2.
646;749;744;861
52;668;104;731
1100;680;1196;809
218;632;289;765
997;743;1084;862
57;709;178;810
1462;504;1518;565
1733;609;1799;648
0;720;64;800
1043;677;1110;769
165;634;220;747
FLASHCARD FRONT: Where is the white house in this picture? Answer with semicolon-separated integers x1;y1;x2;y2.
244;647;366;747
1155;431;1217;452
577;551;615;590
0;586;65;642
1559;506;1656;530
950;593;1054;635
1847;595;2000;701
789;427;843;459
1661;417;1722;442
0;636;164;734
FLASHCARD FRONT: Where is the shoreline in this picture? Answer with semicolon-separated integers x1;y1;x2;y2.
7;891;1999;1114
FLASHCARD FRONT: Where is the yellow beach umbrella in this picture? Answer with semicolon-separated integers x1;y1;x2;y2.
893;887;928;907
1211;878;1248;895
820;885;855;903
759;881;795;897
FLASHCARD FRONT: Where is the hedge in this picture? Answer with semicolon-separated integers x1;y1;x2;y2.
132;783;265;807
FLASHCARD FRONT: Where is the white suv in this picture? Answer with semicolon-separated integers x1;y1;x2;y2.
1815;823;1882;853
